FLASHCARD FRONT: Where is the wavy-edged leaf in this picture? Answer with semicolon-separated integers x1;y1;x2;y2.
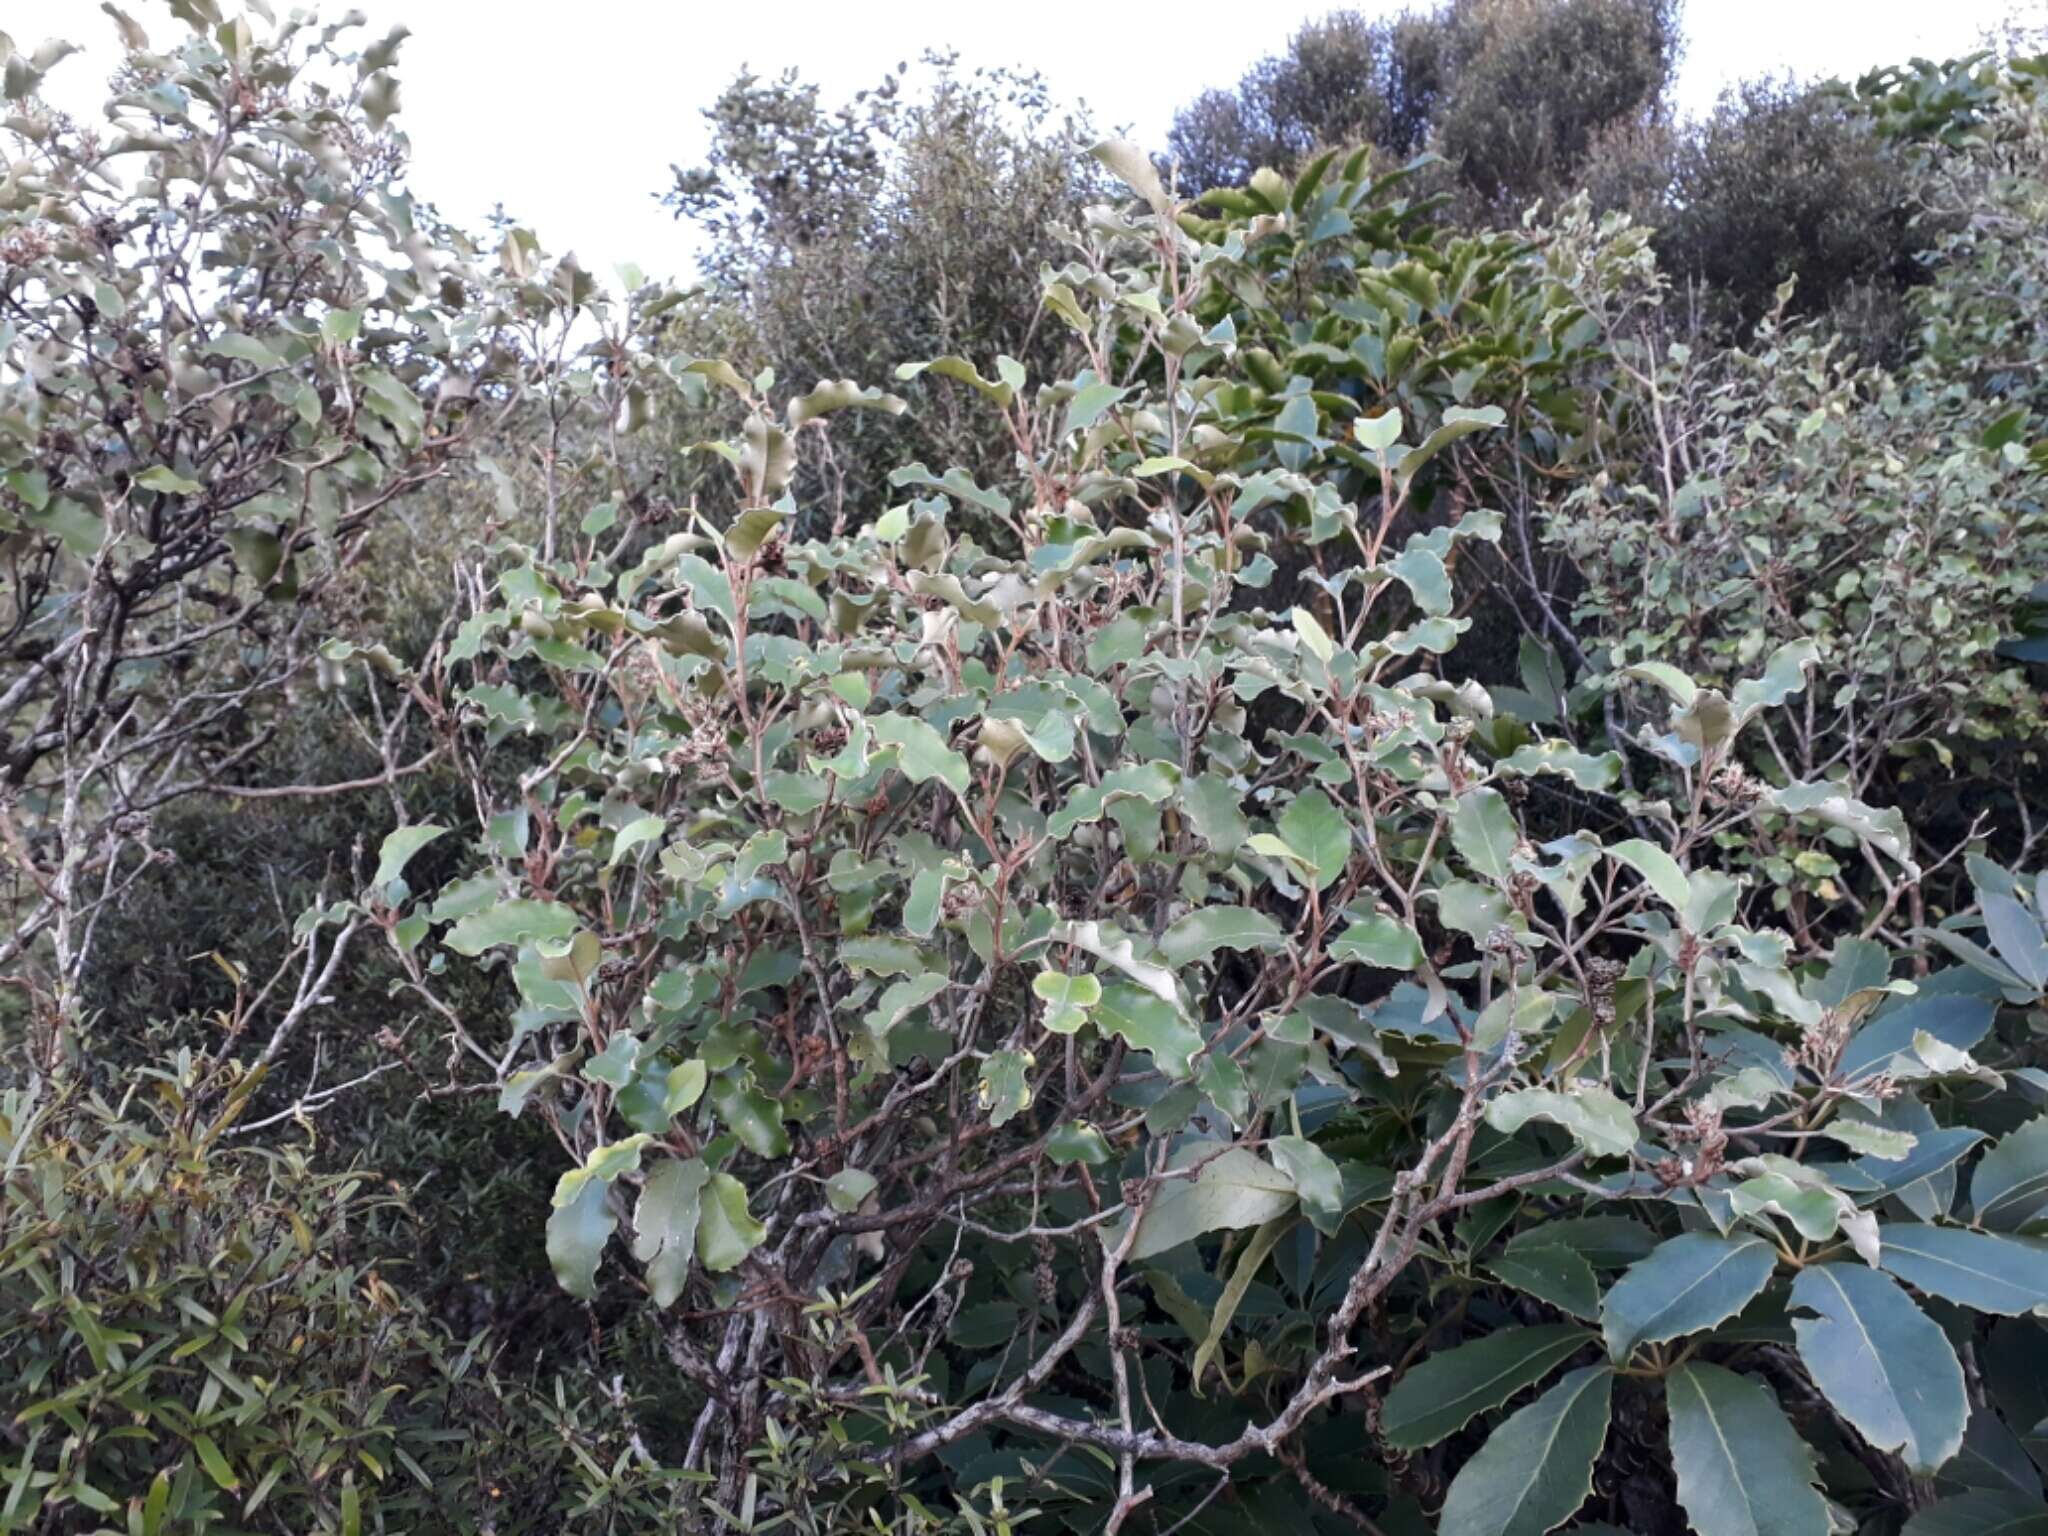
546;1176;615;1299
785;378;906;427
1159;906;1284;967
695;1172;765;1273
1840;992;1996;1084
1487;1085;1637;1160
1278;787;1351;891
871;714;970;796
632;1157;708;1308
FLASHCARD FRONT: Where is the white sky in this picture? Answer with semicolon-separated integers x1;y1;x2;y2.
11;0;2044;285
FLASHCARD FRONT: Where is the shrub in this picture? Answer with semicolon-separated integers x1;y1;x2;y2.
1538;62;2048;893
1;1058;470;1531
0;1055;726;1533
325;142;2048;1534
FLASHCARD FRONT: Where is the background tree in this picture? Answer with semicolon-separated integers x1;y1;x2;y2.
1168;0;1679;207
661;56;1101;524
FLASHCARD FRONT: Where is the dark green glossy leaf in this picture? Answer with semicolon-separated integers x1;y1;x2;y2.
1438;1364;1611;1536
1667;1363;1829;1536
1382;1324;1591;1450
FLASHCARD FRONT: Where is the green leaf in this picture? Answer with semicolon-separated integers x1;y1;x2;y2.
632;1158;708;1308
666;1060;709;1114
190;1434;238;1492
1770;782;1918;876
1394;405;1506;489
1065;380;1129;434
1192;1214;1291;1393
1292;605;1335;662
1093;982;1202;1080
135;465;201;495
1608;839;1688;913
1278;788;1350;891
1506;1217;1657;1270
1902;1492;2048;1536
1981;893;2048;989
1791;1264;1966;1472
1181;773;1249;853
1840;993;1996;1084
825;1169;877;1214
1731;639;1820;722
894;356;1016;407
871;714;971;796
1387;546;1452;616
695;1172;765;1273
373;824;445;888
1973;1116;2048;1231
676;553;737;630
1486;1246;1600;1321
1091;138;1170;215
1381;1324;1591;1450
1356;409;1404;453
1159;906;1284;967
1600;1233;1776;1362
1122;1147;1297;1261
1048;761;1180;838
1486;1085;1637;1160
546;1176;615;1299
1437;1365;1611;1536
1268;1136;1342;1219
978;1050;1033;1127
709;1074;790;1159
1666;1363;1829;1536
1330;913;1425;969
1047;1121;1112;1166
608;813;666;868
1033;969;1101;1034
1876;1223;2048;1315
444;898;578;956
1451;789;1519;883
785;378;906;427
582;1032;641;1088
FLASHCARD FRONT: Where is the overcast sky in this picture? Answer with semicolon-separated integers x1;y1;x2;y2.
12;0;2043;285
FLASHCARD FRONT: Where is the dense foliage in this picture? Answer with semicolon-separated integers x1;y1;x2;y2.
4;7;2046;1536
